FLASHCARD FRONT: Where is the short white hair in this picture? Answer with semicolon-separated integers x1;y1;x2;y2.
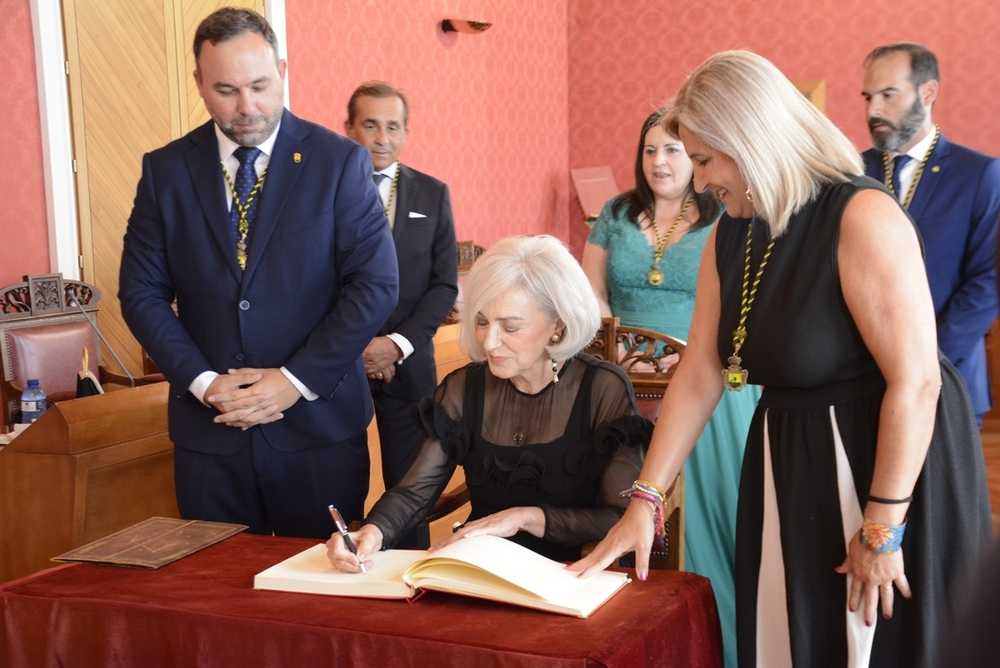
665;50;863;237
460;235;600;362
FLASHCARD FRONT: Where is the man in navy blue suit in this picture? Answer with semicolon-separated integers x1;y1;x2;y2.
862;42;1000;426
345;83;458;546
119;8;398;537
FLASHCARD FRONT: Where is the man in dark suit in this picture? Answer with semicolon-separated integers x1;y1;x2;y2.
862;42;1000;425
345;82;458;537
118;8;398;538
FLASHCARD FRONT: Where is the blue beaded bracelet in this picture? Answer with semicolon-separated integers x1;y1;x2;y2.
859;518;906;553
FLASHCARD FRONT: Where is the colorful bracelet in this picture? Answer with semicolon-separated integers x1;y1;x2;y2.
620;481;665;538
866;494;913;505
636;478;667;499
859;518;906;553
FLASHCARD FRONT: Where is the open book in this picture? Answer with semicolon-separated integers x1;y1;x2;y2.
254;534;630;618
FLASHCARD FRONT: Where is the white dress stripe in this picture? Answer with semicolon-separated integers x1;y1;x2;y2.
831;406;876;668
756;410;794;667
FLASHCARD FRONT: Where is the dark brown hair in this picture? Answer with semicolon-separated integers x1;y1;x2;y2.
193;7;279;67
610;109;721;231
347;81;410;126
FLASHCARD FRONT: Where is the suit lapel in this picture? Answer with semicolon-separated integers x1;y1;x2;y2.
392;164;415;242
866;151;887;183
242;109;309;287
185;122;242;281
906;132;949;221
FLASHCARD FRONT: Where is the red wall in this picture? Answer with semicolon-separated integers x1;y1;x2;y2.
285;0;570;248
568;0;1000;255
0;0;49;288
6;0;1000;280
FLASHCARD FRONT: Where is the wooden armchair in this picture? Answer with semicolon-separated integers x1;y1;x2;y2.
584;317;686;570
0;274;131;426
445;240;486;325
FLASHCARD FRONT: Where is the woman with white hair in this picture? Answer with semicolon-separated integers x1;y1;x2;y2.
573;51;991;668
328;235;651;565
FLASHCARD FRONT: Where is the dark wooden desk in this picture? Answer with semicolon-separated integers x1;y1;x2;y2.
0;534;722;668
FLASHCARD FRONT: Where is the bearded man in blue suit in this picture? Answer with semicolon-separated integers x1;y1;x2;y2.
119;8;398;537
862;42;1000;426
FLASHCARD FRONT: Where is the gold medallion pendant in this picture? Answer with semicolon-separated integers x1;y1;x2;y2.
724;221;776;392
647;198;692;287
723;354;748;391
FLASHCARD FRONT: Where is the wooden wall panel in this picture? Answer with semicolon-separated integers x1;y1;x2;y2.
66;0;175;377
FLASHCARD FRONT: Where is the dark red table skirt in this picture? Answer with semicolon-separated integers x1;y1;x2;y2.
0;533;722;667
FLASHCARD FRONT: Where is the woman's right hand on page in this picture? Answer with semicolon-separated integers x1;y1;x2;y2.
325;524;382;573
566;499;655;581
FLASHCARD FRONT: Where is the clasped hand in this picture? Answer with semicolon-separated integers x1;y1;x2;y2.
205;367;302;429
364;337;402;383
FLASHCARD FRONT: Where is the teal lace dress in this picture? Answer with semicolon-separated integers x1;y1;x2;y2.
588;200;759;668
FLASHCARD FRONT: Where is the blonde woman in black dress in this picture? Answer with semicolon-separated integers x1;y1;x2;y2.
573;51;992;668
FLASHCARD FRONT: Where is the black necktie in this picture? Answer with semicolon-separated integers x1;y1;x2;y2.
230;146;262;268
890;154;912;202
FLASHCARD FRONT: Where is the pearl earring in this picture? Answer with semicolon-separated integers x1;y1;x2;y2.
745;187;753;203
551;357;560;383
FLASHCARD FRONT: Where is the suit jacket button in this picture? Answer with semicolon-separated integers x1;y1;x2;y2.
235;353;245;361
239;300;250;311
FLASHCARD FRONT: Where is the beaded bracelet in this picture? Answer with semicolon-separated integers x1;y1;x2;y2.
620;481;665;538
859;518;906;553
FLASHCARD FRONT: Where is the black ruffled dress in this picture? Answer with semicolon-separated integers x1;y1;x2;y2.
363;353;652;561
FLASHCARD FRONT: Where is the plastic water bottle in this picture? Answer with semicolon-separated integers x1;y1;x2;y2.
20;379;48;423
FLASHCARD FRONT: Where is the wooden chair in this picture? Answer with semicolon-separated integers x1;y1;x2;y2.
0;274;112;426
584;317;686;570
445;240;486;325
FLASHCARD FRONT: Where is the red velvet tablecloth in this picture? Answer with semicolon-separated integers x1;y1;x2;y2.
0;533;722;667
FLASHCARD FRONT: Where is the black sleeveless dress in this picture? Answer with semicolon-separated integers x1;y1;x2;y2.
364;354;651;562
714;176;993;668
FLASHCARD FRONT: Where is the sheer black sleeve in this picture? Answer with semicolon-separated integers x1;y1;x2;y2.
362;368;469;549
541;363;652;546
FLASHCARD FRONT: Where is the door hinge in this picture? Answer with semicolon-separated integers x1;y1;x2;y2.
78;255;84;269
72;159;77;173
65;61;69;75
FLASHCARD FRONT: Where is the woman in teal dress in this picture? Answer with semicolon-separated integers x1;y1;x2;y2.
582;109;758;668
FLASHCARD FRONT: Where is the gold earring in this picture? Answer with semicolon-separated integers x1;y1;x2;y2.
551;357;560;383
745;187;753;203
550;332;562;343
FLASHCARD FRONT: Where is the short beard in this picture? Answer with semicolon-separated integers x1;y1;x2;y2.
870;96;927;152
216;107;283;148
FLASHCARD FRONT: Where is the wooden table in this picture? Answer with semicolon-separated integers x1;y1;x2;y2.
0;533;722;667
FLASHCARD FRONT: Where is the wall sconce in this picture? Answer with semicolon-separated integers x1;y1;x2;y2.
441;19;492;34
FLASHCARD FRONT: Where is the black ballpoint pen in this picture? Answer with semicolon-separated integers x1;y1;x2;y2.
328;505;366;573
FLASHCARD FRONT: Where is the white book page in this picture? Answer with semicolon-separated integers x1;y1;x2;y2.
254;543;427;599
404;535;623;602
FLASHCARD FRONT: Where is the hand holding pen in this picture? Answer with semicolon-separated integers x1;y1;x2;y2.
327;505;370;574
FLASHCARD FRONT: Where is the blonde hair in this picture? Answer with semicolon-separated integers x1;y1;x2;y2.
664;50;863;236
459;235;600;362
